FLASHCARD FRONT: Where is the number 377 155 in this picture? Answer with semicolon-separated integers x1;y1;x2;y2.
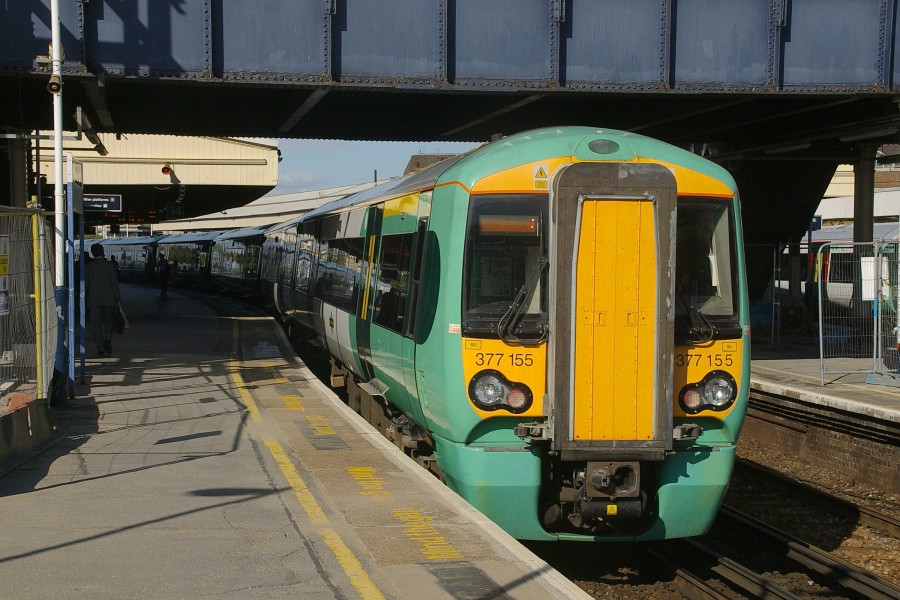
675;353;733;368
474;353;534;367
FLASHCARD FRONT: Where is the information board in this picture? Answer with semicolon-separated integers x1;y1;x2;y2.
84;194;122;212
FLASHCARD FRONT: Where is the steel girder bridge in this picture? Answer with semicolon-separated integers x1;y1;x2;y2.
2;0;900;274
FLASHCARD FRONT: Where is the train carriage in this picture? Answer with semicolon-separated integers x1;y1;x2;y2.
97;235;163;281
210;224;271;296
261;216;319;330
155;231;224;289
268;126;750;541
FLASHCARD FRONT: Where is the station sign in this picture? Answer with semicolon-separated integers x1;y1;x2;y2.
84;194;123;212
809;215;822;232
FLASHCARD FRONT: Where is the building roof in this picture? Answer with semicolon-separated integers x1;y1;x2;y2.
802;222;900;243
154;181;380;232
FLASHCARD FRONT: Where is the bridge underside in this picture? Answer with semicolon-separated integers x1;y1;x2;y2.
3;0;900;252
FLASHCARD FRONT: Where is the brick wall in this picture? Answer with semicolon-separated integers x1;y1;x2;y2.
743;389;899;494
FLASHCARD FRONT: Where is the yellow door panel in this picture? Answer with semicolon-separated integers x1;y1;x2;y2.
573;199;656;441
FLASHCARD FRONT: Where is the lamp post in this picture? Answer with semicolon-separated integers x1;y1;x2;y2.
50;0;64;287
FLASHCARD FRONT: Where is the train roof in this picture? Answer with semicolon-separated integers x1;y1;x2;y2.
297;127;735;222
213;224;272;241
265;214;304;234
98;235;165;246
158;231;227;244
300;153;469;221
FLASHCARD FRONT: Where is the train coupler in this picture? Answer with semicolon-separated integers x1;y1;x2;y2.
574;498;643;522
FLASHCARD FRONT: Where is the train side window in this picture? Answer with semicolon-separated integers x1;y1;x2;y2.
280;229;298;285
373;233;413;333
315;237;364;315
295;237;314;289
828;251;855;283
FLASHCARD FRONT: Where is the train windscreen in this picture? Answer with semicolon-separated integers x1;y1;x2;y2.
462;194;549;340
675;198;741;341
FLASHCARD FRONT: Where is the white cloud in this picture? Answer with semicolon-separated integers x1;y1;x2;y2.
279;171;321;186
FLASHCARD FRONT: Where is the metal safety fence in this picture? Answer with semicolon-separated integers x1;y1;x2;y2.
0;205;58;419
747;242;814;344
815;241;899;385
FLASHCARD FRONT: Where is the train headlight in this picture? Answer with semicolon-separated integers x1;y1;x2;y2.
473;374;505;406
678;371;737;414
703;376;735;408
468;370;533;413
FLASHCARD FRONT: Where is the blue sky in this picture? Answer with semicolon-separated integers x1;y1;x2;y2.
266;138;482;196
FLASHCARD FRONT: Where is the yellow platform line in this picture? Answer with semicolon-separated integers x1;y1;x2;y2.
264;438;384;600
228;320;262;422
264;438;327;523
228;336;384;599
261;361;289;385
229;360;261;422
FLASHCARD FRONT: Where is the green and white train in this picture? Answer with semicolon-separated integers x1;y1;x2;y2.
260;126;750;541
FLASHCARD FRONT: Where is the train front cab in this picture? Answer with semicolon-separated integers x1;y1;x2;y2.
447;156;748;541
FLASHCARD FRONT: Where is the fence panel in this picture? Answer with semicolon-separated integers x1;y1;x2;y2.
816;241;898;384
0;206;58;418
875;242;899;378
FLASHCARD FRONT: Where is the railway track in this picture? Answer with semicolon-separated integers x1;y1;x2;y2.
647;538;801;600
718;506;900;599
733;459;900;539
646;506;900;599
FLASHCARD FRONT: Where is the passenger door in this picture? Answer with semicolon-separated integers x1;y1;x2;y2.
551;162;676;461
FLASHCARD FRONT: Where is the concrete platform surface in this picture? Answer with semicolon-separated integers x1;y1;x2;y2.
751;342;900;423
0;284;590;600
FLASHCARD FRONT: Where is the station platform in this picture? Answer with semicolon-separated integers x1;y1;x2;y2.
0;284;589;600
750;342;900;423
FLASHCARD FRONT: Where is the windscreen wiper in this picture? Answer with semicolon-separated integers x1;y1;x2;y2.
677;292;716;344
497;256;548;345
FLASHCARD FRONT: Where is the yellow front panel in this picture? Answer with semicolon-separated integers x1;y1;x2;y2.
573;199;656;441
654;160;735;198
461;339;547;418
673;340;744;417
471;158;572;194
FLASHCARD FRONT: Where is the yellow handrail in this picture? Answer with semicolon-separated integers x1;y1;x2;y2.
31;198;44;400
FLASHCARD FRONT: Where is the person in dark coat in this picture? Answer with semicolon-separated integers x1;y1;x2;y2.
84;243;121;357
157;252;170;295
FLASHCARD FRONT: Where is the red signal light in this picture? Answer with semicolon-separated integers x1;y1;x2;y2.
162;163;172;175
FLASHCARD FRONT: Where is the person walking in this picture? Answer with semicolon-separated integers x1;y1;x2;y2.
84;243;121;357
157;252;170;295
